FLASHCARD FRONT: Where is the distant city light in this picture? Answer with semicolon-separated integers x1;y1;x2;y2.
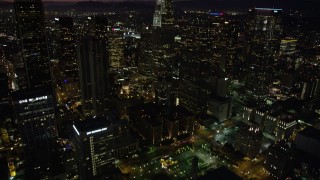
209;12;224;16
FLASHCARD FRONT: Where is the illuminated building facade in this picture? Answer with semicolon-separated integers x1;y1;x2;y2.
152;0;175;75
279;37;297;56
151;0;176;111
109;27;125;68
12;88;57;149
245;8;283;99
276;115;297;140
14;0;52;89
264;113;279;136
55;17;80;100
246;8;283;60
153;0;174;28
73;116;114;180
234;124;262;158
11;87;59;179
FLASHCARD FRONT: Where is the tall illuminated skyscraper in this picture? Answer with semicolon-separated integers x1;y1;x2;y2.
109;26;125;68
246;8;283;61
55;17;78;82
13;1;62;178
14;0;51;89
244;8;283;100
11;88;60;179
54;17;80;101
153;0;174;28
73;116;114;179
152;0;176;108
152;0;174;48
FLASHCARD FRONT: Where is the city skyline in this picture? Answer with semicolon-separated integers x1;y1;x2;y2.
0;0;320;179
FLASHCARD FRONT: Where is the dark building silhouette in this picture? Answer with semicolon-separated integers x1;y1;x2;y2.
264;140;295;179
295;126;320;159
77;37;109;116
13;1;62;178
14;0;52;89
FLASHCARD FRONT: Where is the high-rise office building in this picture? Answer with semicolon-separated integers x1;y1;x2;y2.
153;0;174;28
152;0;176;110
72;116;114;179
11;87;59;179
12;90;57;144
109;27;125;68
279;37;297;56
244;8;283;99
77;37;109;116
55;17;78;82
90;16;108;40
152;0;175;75
14;0;51;89
55;17;80;101
13;1;62;178
246;8;283;61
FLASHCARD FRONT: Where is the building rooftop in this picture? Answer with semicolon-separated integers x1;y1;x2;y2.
269;140;295;154
73;116;111;135
114;134;138;149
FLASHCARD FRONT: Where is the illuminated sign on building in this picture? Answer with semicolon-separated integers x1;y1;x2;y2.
73;125;80;136
209;12;224;16
86;127;107;135
18;96;48;104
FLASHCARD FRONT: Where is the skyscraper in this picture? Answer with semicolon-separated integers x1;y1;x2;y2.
77;37;109;116
153;0;174;28
54;17;80;101
72;116;114;179
14;0;51;89
109;27;125;68
152;0;176;108
246;8;283;61
11;87;59;179
152;0;175;75
55;17;78;82
244;8;283;100
12;88;58;149
13;1;62;178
